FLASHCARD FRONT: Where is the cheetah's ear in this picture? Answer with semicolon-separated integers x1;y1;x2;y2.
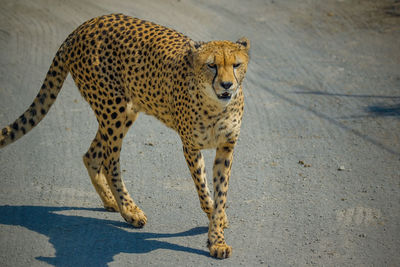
236;37;250;51
188;40;205;67
189;40;205;51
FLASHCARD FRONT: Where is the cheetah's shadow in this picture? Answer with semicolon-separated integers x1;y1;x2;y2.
0;205;209;266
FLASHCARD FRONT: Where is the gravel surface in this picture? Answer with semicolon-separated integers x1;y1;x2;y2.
0;0;399;266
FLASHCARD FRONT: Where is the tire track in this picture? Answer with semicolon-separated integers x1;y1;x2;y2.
337;207;382;227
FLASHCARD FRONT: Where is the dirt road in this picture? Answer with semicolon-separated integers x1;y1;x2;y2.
0;0;399;266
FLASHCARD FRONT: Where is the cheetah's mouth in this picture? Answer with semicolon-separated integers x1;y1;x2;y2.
217;92;232;100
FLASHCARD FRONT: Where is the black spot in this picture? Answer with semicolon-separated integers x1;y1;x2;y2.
115;97;122;104
223;146;231;152
224;160;230;167
115;121;121;128
20;115;27;124
29;108;37;116
111;112;118;119
107;128;113;135
12;122;19;131
38;94;46;104
126;120;132;127
112;146;119;152
119;106;125;113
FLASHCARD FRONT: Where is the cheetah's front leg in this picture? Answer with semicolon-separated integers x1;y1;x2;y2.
183;147;214;218
207;144;235;258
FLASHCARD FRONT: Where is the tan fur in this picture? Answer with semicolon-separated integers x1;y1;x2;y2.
0;14;250;258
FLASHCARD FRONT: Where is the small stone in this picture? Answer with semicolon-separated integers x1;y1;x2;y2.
299;160;311;167
338;166;345;171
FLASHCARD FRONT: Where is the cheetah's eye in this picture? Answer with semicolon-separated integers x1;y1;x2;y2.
233;63;241;68
207;63;217;69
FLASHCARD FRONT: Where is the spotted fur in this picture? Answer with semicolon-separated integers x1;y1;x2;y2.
0;14;250;258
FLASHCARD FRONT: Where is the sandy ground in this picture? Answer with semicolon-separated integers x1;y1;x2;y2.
0;0;399;266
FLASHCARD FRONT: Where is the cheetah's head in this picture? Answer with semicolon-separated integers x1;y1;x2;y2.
189;37;250;107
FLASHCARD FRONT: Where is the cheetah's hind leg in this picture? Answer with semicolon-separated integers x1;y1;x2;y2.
100;105;147;228
83;129;119;212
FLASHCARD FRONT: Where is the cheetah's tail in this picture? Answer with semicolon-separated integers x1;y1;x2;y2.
0;43;70;148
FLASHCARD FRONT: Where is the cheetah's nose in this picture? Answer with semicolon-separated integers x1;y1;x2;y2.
220;82;233;90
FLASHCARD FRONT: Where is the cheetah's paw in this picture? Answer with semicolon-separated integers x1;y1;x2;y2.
122;207;147;228
209;243;232;259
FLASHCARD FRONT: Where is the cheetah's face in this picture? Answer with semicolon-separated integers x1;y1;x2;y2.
190;38;250;106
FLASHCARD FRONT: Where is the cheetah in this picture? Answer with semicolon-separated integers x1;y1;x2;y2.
0;14;250;258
